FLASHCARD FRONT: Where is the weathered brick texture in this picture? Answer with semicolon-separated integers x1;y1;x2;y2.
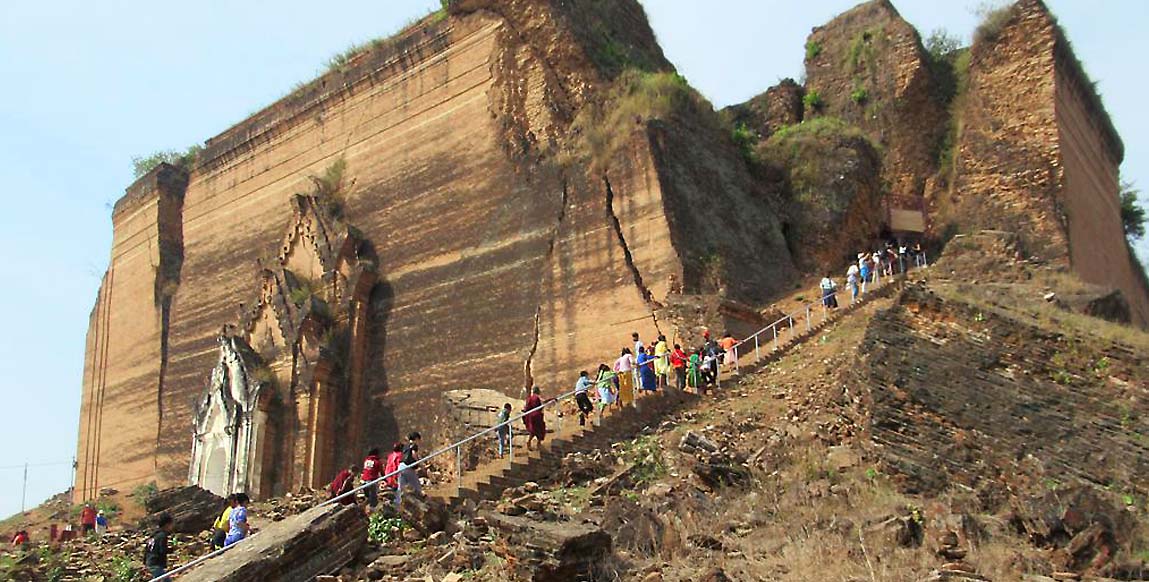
75;0;797;501
950;0;1149;326
804;0;947;211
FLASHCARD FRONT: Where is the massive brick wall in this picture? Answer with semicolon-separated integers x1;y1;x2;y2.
950;0;1063;256
804;0;946;209
951;0;1149;327
76;165;187;500
76;1;797;500
1054;44;1149;326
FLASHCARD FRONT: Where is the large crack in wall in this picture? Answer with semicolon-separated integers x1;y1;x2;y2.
523;179;570;391
604;175;662;334
152;166;188;471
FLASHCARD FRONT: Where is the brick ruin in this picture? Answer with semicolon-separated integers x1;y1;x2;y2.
947;0;1149;325
802;0;947;233
74;0;1148;502
729;0;1148;325
74;0;798;501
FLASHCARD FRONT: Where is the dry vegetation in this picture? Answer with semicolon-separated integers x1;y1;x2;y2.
565;69;724;170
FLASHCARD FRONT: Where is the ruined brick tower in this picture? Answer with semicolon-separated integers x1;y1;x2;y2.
73;0;800;502
74;0;1148;503
946;0;1149;325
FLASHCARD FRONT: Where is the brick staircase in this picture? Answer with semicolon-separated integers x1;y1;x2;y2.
430;387;693;506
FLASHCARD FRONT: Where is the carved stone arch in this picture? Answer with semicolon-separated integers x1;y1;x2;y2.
188;335;269;497
192;184;380;497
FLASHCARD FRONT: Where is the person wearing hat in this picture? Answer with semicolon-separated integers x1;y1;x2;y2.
95;510;108;536
847;262;861;303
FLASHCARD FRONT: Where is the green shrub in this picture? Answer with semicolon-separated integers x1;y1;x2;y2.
310;157;346;198
289;279;319;306
846;29;879;71
367;513;406;544
850;87;868;104
131;144;202;178
769;116;868;144
925;28;962;61
805;40;822;61
131;482;159;506
802;90;824;111
756;117;879;216
730;123;758;161
1121;182;1146;240
111;555;141;582
974;3;1014;44
626;436;666;484
569;69;717;168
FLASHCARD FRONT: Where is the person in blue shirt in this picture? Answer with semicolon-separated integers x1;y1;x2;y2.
95;510;108;536
636;346;657;392
224;493;250;546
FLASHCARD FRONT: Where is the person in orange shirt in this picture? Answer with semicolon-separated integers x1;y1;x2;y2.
718;332;738;374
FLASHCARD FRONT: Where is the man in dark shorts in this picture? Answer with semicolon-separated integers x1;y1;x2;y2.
144;512;174;580
394;432;423;506
79;503;96;534
574;371;594;426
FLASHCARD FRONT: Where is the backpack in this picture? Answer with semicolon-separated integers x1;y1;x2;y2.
143;535;155;564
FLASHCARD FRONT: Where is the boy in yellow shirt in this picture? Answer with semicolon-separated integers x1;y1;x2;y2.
211;494;236;549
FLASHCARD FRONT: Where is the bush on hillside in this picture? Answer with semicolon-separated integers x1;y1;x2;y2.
1122;182;1146;240
974;3;1014;44
131;144;202;178
570;69;720;168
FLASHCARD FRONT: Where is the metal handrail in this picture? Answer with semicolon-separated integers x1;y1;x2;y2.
729;254;926;366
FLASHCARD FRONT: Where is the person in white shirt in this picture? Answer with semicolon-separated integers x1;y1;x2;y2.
820;274;838;309
847;264;861;303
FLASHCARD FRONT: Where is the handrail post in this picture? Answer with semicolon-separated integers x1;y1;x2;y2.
806;306;811;333
455;444;462;484
754;335;760;362
508;424;514;463
773;326;778;351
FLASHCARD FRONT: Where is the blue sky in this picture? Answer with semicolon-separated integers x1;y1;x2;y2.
0;0;1145;519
